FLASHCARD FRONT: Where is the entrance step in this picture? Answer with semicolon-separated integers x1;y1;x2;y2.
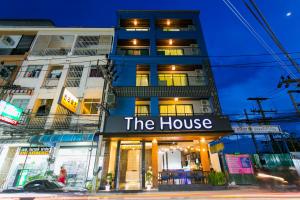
158;184;227;191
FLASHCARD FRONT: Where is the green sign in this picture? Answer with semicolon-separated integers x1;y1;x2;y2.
0;100;23;121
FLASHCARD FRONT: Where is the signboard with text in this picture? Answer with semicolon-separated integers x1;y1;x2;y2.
19;147;51;155
0;100;22;125
104;115;232;135
225;154;254;174
232;125;281;134
58;88;78;113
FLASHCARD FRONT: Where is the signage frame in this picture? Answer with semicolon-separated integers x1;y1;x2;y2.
58;88;79;113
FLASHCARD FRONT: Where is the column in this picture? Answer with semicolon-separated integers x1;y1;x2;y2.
200;141;210;172
151;139;158;187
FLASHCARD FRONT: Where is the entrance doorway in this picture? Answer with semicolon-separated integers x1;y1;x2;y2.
118;141;142;190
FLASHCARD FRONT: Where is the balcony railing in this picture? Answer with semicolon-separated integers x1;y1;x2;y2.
117;48;150;56
159;26;196;32
158;75;207;86
72;46;111;56
122;27;150;31
42;77;60;88
157;47;200;56
135;112;150;116
30;48;72;56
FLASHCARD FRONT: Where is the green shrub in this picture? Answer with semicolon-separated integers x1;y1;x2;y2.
208;172;227;186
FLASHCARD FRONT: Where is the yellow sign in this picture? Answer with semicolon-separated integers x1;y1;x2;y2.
59;88;78;113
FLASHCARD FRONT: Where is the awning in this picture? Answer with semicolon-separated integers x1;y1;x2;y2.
28;133;98;144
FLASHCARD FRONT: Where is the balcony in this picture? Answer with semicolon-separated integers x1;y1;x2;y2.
119;18;150;31
41;77;60;88
156;19;196;32
72;35;112;56
30;35;74;56
156;39;200;56
117;39;150;56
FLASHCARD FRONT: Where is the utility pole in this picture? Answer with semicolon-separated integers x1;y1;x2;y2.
247;97;281;153
244;109;260;155
288;90;300;114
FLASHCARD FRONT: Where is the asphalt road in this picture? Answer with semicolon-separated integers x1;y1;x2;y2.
1;188;300;200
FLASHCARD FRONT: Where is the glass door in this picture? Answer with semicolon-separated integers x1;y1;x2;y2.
118;141;142;190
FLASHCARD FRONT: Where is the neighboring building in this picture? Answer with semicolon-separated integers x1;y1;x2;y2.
0;27;114;189
101;10;232;191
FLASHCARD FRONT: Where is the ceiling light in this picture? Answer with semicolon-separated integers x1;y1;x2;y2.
174;97;178;102
201;138;206;143
169;39;173;45
133;39;137;45
171;65;176;71
133;19;138;26
167;19;171;26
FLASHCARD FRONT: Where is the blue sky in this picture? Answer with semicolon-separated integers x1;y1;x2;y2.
1;0;299;133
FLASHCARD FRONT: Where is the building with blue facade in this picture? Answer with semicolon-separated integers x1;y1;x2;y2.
102;10;233;191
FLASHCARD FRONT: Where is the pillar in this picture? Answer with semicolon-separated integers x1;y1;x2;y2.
200;141;210;172
151;139;158;187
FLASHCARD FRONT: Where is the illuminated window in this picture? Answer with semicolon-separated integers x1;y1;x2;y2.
82;99;100;114
157;49;183;56
24;65;42;78
160;104;193;116
158;74;188;86
135;105;150;116
11;99;29;110
136;74;149;86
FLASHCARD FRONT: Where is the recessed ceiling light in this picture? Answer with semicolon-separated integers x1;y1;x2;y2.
286;12;292;17
133;39;137;45
174;97;179;101
133;19;138;26
169;39;173;45
171;65;176;70
167;19;171;26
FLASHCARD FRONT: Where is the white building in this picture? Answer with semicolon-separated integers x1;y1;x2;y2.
0;27;114;189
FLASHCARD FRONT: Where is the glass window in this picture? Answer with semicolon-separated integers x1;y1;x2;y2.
157;49;183;56
11;99;29;110
160;104;193;116
82;99;100;114
89;65;103;77
136;74;149;86
200;100;212;113
158;74;188;86
24;65;42;78
48;69;62;79
135;105;150;116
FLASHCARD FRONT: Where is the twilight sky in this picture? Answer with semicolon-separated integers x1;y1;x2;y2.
1;0;299;133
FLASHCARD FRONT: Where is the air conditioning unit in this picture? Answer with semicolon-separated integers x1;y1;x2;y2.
2;36;15;47
106;92;116;108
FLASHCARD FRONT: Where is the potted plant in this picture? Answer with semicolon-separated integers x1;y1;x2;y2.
208;171;227;188
145;167;153;190
104;173;113;191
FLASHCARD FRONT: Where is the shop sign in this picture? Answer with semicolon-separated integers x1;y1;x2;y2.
232;125;281;134
58;88;78;113
210;142;224;153
104;115;232;134
225;154;254;174
0;100;22;125
19;147;50;155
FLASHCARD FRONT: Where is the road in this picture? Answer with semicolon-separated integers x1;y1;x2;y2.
1;188;300;200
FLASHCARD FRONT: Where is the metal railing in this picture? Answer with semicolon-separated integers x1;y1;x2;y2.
157;47;200;56
42;77;60;88
72;46;111;56
117;48;150;56
158;75;207;86
160;26;196;32
30;48;72;56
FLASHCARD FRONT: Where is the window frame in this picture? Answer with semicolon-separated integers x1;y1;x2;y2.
159;104;193;116
23;65;43;78
82;98;101;115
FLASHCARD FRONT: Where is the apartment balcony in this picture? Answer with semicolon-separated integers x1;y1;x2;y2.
119;18;150;31
156;19;196;32
72;46;111;56
117;39;150;56
30;35;74;56
156;39;200;56
41;77;60;88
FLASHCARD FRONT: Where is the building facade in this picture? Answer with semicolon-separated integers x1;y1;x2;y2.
0;27;114;189
101;10;232;191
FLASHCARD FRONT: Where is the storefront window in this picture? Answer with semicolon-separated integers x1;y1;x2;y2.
159;104;193;116
82;99;100;114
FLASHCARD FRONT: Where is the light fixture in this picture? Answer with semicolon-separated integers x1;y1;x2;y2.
202;148;206;152
167;19;171;26
174;97;179;102
201;138;206;143
171;65;176;71
169;39;173;45
133;19;138;26
133;39;137;45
